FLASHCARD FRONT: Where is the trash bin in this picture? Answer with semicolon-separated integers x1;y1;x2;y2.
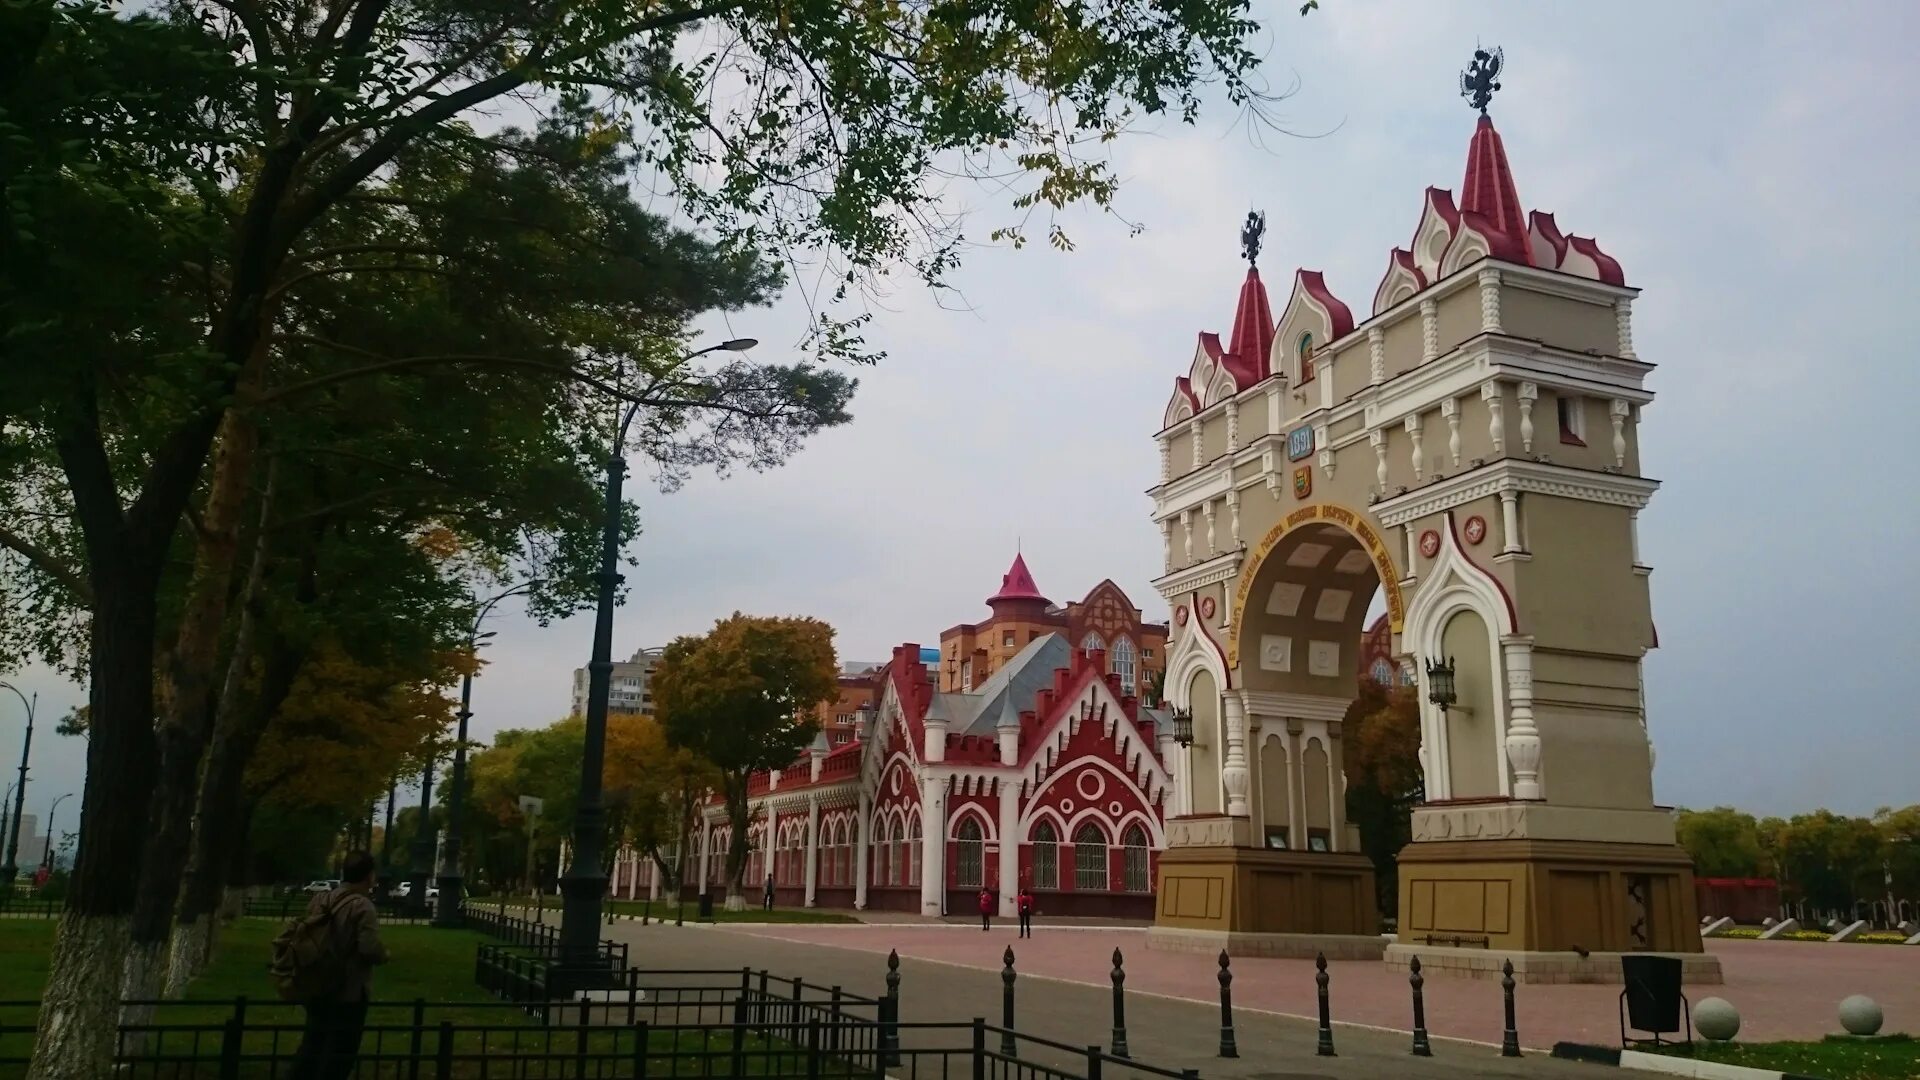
698;892;715;919
1619;954;1689;1047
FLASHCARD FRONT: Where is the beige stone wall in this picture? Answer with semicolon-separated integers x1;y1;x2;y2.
1502;289;1619;357
1512;497;1650;655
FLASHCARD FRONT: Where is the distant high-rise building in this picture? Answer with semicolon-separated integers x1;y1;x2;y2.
571;645;665;718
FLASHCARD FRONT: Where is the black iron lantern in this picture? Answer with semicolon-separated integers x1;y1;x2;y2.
1425;656;1458;713
1171;709;1195;748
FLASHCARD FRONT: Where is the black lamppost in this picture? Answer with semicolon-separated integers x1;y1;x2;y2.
0;682;35;891
379;776;396;889
555;338;757;990
40;793;72;874
406;748;436;915
436;581;538;927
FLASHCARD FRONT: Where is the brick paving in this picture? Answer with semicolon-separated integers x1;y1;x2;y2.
712;923;1917;1048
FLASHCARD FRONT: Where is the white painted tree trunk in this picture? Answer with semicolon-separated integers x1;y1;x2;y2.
724;890;747;912
28;913;131;1079
163;917;211;998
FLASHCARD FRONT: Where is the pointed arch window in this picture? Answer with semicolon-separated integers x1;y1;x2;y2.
1031;821;1059;890
955;818;984;887
1111;637;1137;696
1298;332;1315;383
1081;631;1105;655
1121;824;1151;893
1073;823;1109;891
908;816;923;887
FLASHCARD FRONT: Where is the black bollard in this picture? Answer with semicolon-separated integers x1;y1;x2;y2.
1500;959;1521;1057
1409;956;1431;1057
1216;950;1238;1058
1314;952;1336;1057
1110;947;1130;1059
882;948;902;1066
643;899;652;925
1001;946;1017;1058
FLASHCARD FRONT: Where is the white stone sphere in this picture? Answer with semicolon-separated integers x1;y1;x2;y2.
1838;995;1884;1037
1695;998;1741;1042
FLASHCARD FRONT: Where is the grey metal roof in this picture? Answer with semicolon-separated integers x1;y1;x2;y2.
925;633;1074;736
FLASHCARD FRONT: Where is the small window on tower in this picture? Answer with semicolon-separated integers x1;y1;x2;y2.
1298;332;1315;383
1142;648;1154;659
1558;394;1587;446
1002;630;1015;648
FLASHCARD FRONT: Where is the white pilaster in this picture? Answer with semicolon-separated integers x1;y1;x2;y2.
997;780;1019;915
1615;297;1636;359
1501;639;1542;800
1405;412;1425;482
764;805;779;895
1158;437;1171;483
1516;382;1538;454
1482;381;1505;456
1478;267;1502;333
1441;397;1462;469
803;797;820;907
924;716;948;763
1610;398;1631;469
1629;509;1642;566
1226;400;1240;452
1420;298;1439;362
1190;419;1203;470
698;818;712;897
1404;524;1420;579
1499;491;1522;555
854;790;871;910
919;778;947;916
1368;326;1386;385
1221;693;1250;818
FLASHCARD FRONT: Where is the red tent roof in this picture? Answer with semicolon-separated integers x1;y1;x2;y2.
1459;114;1534;266
987;553;1047;605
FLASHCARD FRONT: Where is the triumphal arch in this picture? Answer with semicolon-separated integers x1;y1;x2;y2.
1145;65;1716;981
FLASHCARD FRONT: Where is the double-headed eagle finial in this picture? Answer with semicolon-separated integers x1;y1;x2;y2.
1240;210;1266;266
1460;45;1504;115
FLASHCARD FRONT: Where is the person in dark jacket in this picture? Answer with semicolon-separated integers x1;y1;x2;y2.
291;851;389;1080
1017;889;1035;938
978;887;994;931
763;872;776;911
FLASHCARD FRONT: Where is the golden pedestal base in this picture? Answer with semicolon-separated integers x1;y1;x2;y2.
1394;837;1714;977
1148;843;1383;958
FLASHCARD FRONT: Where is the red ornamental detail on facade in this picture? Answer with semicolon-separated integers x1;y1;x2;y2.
1419;530;1442;558
1463;516;1487;545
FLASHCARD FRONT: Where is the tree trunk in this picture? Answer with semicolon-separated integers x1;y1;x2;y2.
125;420;266;1025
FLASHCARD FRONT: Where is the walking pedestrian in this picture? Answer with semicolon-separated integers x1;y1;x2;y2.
763;872;775;911
978;887;993;932
281;851;388;1080
1017;888;1034;938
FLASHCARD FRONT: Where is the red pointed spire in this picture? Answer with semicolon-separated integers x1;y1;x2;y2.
1222;267;1275;387
987;553;1048;606
1459;114;1533;265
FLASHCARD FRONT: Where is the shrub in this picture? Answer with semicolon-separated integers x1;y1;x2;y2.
1718;926;1763;939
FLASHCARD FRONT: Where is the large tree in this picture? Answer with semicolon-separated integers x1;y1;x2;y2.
1341;679;1420;919
654;613;838;909
1675;807;1768;880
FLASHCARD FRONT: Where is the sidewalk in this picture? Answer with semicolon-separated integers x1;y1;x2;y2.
600;919;1630;1079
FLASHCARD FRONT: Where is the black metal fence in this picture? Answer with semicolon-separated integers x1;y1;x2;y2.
0;894;60;918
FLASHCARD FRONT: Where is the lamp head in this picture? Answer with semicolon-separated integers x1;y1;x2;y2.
720;338;758;352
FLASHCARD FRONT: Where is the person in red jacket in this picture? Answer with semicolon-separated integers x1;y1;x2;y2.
977;887;993;932
1016;889;1035;938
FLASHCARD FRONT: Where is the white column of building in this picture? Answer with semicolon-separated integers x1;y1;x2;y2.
856;787;871;903
919;776;948;916
697;817;711;898
763;804;779;897
997;778;1019;916
1220;694;1250;818
803;796;821;908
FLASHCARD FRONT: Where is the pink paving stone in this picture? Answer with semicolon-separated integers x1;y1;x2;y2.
717;925;1918;1049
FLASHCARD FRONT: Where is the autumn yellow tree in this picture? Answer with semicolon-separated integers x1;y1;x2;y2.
1342;679;1422;918
604;715;720;902
654;614;839;910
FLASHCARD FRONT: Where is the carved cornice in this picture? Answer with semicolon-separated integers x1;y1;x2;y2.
1152;548;1244;599
1373;458;1660;527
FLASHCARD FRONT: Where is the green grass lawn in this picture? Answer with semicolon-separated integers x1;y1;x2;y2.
1653;1034;1919;1080
495;896;858;924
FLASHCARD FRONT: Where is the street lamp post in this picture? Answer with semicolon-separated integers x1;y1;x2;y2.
555;338;756;992
436;581;538;928
0;682;35;891
40;793;72;875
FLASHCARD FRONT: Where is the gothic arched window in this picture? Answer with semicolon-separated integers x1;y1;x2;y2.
1073;823;1109;891
1121;824;1151;893
1111;637;1137;696
1031;821;1059;890
1299;332;1315;383
1080;631;1105;655
955;818;984;887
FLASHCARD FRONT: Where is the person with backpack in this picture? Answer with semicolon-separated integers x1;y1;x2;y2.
275;850;389;1080
1016;888;1035;939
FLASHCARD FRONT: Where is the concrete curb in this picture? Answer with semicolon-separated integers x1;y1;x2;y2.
1550;1043;1824;1080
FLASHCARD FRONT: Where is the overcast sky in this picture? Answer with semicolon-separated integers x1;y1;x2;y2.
5;1;1917;843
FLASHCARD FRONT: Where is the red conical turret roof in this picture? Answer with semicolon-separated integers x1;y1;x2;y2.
1221;267;1275;387
987;553;1048;606
1459;114;1533;266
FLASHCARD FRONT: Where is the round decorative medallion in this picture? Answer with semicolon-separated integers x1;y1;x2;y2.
1058;798;1075;815
1419;530;1441;559
1108;801;1124;817
1174;605;1189;627
1463;516;1488;546
889;770;902;796
1198;596;1217;619
1075;770;1106;801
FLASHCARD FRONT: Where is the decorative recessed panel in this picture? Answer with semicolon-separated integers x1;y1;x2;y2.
1307;640;1341;678
1198;596;1217;620
1286;542;1332;569
1333;550;1373;575
1259;635;1293;672
1313;589;1352;623
1175;605;1190;626
1075;770;1107;801
1463;516;1488;546
1419;530;1442;559
1266;582;1305;617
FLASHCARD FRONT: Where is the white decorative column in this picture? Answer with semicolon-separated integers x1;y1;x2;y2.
1202;501;1217;556
1441;397;1462;469
1220;693;1251;819
1404;524;1420;579
1610;399;1631;468
1226;400;1240;452
1478;267;1503;333
1371;429;1389;494
764;805;779;899
1286;721;1307;851
1190;419;1204;470
1405;412;1425;482
1501;639;1542;800
997;779;1019;916
1499;491;1523;555
1516;382;1538;454
854;790;871;910
1629;509;1643;566
919;778;947;915
803;797;820;907
1368;326;1386;385
1615;297;1636;359
698;816;712;897
1159;519;1173;571
923;714;948;763
1180;509;1194;563
1158;437;1171;483
1225;489;1241;548
1420;298;1439;361
1482;382;1506;456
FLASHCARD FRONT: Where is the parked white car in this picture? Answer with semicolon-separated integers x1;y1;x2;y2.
302;879;340;894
